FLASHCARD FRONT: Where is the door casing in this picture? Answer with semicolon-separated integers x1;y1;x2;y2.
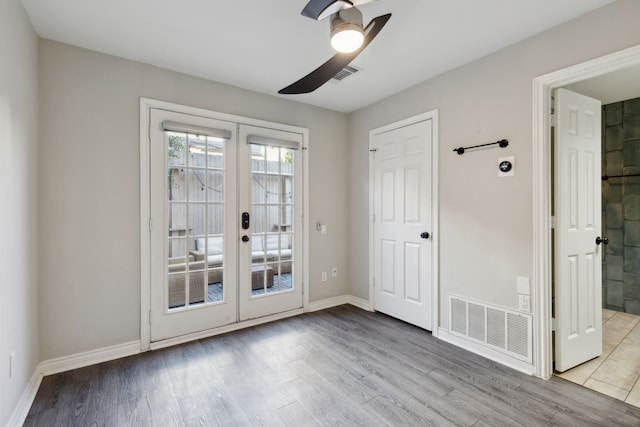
533;44;640;379
140;98;309;351
368;110;440;335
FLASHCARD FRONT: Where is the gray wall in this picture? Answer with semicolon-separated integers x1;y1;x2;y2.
0;0;39;424
348;0;640;328
602;97;640;314
38;40;350;360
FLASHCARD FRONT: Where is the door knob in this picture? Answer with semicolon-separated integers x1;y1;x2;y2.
596;236;609;245
420;232;430;239
242;235;250;242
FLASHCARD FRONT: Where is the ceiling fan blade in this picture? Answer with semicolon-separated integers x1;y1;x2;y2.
278;13;391;95
301;0;377;20
302;0;353;20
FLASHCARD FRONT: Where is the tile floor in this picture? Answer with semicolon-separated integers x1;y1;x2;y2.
557;309;640;407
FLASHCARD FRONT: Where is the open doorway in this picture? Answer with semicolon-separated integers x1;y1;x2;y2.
552;83;640;405
532;46;640;406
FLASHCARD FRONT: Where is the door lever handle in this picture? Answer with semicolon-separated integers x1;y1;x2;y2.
596;236;609;245
420;232;430;239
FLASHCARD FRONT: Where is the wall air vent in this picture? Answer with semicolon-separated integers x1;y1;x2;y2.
449;294;533;363
332;65;361;82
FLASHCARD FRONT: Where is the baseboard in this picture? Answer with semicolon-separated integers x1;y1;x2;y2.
7;368;43;427
437;327;535;376
347;295;373;311
38;340;142;377
308;295;350;312
307;295;373;312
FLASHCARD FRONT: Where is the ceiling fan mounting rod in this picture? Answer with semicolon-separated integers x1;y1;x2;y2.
302;0;378;21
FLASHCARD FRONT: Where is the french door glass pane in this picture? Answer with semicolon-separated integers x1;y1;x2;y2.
166;131;226;309
250;144;295;297
207;171;224;202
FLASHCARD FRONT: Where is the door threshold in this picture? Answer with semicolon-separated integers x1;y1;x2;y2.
150;308;304;351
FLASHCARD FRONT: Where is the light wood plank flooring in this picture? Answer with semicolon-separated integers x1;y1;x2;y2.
25;305;640;426
557;309;640;406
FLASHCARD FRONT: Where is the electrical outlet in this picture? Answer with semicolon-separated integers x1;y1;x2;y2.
321;272;327;282
518;295;530;312
331;267;338;278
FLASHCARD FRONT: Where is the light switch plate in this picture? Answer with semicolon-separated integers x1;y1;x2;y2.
517;276;530;295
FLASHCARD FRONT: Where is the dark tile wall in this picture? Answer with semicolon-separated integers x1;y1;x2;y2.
603;97;640;315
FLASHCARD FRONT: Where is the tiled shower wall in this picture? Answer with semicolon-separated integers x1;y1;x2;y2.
603;97;640;315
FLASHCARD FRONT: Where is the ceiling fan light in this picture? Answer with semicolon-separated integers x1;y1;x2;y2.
331;25;364;53
329;7;364;53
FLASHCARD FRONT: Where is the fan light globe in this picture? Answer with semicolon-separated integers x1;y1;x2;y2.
331;25;364;53
329;7;365;53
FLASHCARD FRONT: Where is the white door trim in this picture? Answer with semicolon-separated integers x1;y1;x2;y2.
532;44;640;379
139;98;310;351
368;110;439;335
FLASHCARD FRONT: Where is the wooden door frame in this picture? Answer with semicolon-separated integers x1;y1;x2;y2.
368;110;440;335
532;44;640;379
139;98;309;351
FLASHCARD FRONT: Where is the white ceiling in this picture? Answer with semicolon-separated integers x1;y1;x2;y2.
21;0;614;113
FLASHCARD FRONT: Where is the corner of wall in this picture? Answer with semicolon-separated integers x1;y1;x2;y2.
0;0;41;425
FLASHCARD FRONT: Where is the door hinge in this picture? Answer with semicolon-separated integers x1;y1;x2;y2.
149;217;153;232
148;309;152;324
373;214;375;223
550;216;556;229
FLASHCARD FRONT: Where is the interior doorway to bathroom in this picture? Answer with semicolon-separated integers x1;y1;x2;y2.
550;63;640;407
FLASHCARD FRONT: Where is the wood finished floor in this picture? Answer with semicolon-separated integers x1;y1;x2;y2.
24;305;640;426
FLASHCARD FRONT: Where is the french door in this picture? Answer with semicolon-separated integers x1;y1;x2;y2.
148;108;304;342
238;125;303;320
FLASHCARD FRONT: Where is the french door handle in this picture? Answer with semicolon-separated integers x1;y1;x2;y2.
596;236;609;245
241;235;250;243
241;212;250;230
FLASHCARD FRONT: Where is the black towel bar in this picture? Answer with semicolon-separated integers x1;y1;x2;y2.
602;173;640;180
453;139;508;155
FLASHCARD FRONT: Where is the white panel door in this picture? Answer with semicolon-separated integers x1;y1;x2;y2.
554;88;602;372
237;125;304;320
373;119;433;330
150;109;237;341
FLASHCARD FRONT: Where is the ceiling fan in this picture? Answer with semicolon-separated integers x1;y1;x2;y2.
278;0;391;95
